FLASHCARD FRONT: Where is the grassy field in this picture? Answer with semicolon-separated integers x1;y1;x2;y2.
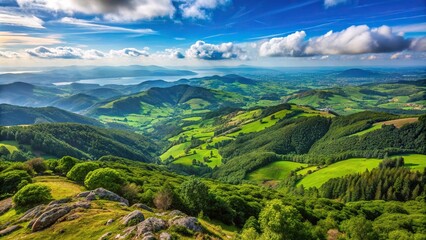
297;158;382;188
351;118;418;136
34;176;85;199
296;166;318;175
247;161;308;182
398;154;426;171
0;140;19;153
297;154;426;188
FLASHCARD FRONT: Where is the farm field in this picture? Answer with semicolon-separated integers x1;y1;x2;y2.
247;161;308;182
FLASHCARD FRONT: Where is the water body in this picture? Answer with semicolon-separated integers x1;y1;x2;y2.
73;70;224;86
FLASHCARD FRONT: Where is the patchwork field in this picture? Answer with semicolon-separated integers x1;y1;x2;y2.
247;161;308;182
350;117;418;136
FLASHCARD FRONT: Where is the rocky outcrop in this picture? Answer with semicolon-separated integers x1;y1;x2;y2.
169;216;202;232
0;198;12;216
19;205;46;223
136;217;167;236
132;203;153;212
99;231;112;240
141;231;156;240
31;206;72;232
159;232;172;240
121;210;144;226
168;210;186;217
78;188;129;206
0;225;22;237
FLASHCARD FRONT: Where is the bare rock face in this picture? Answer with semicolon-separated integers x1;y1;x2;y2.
19;204;46;223
169;217;202;232
132;203;153;212
168;210;186;217
0;225;22;237
79;188;129;206
159;232;172;240
31;206;72;232
136;217;167;236
121;210;144;226
141;231;156;240
0;198;12;216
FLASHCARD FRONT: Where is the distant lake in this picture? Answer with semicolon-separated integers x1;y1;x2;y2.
67;70;224;86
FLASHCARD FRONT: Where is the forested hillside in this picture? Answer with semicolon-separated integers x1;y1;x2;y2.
0;124;158;162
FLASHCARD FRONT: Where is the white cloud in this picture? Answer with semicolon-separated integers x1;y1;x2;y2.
155;48;185;59
58;17;155;34
409;37;426;52
0;11;44;29
180;0;229;19
26;46;105;59
324;0;349;8
305;25;409;55
0;50;22;58
0;31;61;46
259;31;306;57
186;40;247;60
393;23;426;33
109;48;150;57
17;0;175;21
259;25;415;57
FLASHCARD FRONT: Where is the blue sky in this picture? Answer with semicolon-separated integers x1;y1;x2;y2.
0;0;425;67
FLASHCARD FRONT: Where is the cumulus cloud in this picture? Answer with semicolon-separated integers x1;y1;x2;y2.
409;38;426;52
305;25;409;55
186;40;247;60
0;11;44;29
17;0;175;21
180;0;229;19
109;48;150;57
259;25;416;57
324;0;349;8
155;48;185;59
0;50;22;58
26;46;105;59
259;31;306;57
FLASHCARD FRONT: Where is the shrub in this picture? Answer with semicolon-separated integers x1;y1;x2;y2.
84;168;125;193
0;170;32;195
179;178;209;215
66;162;99;183
121;183;139;204
13;184;52;207
154;184;173;211
26;158;47;174
57;156;79;175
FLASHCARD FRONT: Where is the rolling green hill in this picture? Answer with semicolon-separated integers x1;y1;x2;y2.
51;93;99;113
0;123;158;162
286;79;426;114
0;104;102;126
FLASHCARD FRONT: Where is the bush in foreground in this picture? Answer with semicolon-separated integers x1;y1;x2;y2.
84;168;125;193
67;162;99;183
13;183;52;207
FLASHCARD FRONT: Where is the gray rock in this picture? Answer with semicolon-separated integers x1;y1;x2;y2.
121;210;144;226
99;232;112;240
0;225;22;237
168;210;186;217
159;232;172;240
137;217;167;236
0;198;12;216
72;201;91;209
106;219;114;225
31;206;71;232
48;198;71;206
142;231;156;240
169;217;202;232
132;203;153;212
84;188;129;206
19;205;46;223
115;226;136;239
76;191;91;198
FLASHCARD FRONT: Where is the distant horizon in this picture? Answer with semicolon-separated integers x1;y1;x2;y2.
1;0;425;67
